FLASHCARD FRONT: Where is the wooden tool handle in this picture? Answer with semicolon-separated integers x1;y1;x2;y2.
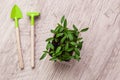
31;26;35;68
16;28;24;70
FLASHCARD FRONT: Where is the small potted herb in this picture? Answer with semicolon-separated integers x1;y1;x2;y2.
40;16;88;62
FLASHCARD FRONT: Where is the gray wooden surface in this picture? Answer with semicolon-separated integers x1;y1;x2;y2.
0;0;120;80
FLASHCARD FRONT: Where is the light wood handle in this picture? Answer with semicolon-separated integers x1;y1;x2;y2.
16;28;24;70
31;26;35;68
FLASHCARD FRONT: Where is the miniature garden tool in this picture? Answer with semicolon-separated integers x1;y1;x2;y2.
27;12;40;68
10;5;24;69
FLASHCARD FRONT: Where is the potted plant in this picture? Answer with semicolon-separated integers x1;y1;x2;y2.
40;16;88;62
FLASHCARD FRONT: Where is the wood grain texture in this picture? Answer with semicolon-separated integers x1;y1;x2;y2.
15;28;24;70
0;0;120;80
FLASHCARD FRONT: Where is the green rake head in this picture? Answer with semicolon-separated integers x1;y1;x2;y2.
27;12;40;26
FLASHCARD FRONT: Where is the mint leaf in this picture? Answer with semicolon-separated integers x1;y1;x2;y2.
56;46;61;53
65;42;69;50
77;38;83;41
70;42;76;46
55;26;60;32
75;48;80;56
80;28;89;32
77;41;83;50
59;27;64;32
68;33;74;41
74;54;81;61
46;37;54;42
56;51;62;56
61;16;65;24
46;43;54;50
60;36;66;43
56;33;64;38
40;52;47;60
64;19;67;28
67;48;74;52
50;57;57;61
51;30;56;33
73;24;78;31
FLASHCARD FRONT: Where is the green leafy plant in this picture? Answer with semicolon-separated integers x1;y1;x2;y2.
40;16;88;62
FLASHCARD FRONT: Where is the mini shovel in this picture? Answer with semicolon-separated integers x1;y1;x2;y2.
27;12;40;68
10;5;24;69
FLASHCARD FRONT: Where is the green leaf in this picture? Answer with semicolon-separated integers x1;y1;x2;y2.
75;31;79;36
50;43;54;50
57;23;62;26
55;38;58;42
56;51;62;56
55;26;60;32
64;19;67;28
77;41;83;50
49;51;54;54
51;30;56;33
68;33;74;41
50;57;57;61
70;42;76;46
64;32;68;38
59;27;64;32
62;53;71;60
73;24;78;31
46;43;50;50
77;38;83;41
56;46;61;53
60;36;66;43
68;30;75;34
57;23;62;28
43;51;49;53
80;28;89;32
46;43;54;50
61;16;65;24
65;42;69;50
67;48;74;52
46;37;54;42
73;54;81;61
75;48;80;56
40;52;47;60
56;33;64;38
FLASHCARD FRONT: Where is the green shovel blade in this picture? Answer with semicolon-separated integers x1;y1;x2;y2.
10;4;23;28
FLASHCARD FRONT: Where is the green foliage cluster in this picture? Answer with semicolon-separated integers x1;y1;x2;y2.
40;16;88;62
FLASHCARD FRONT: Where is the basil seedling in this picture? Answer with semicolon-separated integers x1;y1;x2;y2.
40;16;88;62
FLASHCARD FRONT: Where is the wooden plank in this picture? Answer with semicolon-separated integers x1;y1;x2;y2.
0;0;120;80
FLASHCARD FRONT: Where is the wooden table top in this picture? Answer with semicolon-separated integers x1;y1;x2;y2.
0;0;120;80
